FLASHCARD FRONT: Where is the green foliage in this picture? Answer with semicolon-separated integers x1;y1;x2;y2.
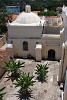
29;1;44;11
15;73;35;94
5;59;25;77
0;25;7;34
38;10;57;16
0;87;5;100
0;4;6;12
0;12;12;34
0;0;65;11
35;64;48;82
0;12;9;25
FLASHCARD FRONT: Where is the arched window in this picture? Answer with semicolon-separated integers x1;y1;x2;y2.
23;41;28;51
48;49;55;59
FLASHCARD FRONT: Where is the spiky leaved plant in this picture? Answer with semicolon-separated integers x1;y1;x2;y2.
5;59;25;77
0;87;5;100
15;73;35;94
35;64;48;82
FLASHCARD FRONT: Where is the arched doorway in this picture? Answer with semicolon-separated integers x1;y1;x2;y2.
48;49;55;59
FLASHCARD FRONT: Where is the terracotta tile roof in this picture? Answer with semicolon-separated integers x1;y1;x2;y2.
11;14;18;21
45;16;60;18
0;50;9;61
32;11;40;15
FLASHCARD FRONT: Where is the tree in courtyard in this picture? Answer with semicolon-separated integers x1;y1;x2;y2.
35;64;48;82
5;59;25;78
15;73;35;94
0;87;5;100
0;12;12;34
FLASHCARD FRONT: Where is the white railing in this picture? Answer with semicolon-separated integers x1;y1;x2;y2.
61;92;64;100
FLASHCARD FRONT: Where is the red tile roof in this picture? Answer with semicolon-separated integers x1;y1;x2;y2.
11;14;18;21
0;50;9;61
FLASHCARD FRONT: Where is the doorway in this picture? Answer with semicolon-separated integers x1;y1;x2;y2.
48;49;55;59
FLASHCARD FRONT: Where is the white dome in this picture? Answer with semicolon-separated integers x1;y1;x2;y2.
13;12;41;24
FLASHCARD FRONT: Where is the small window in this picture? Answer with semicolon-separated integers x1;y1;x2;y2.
23;41;28;51
11;41;13;44
36;42;39;44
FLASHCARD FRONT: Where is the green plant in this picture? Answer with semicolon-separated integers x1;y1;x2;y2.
5;59;25;77
0;87;5;100
15;73;35;94
38;10;57;16
35;64;48;82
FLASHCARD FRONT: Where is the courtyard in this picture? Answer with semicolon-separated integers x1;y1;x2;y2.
0;59;61;100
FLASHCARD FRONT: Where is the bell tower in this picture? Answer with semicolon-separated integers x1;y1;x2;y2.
25;5;31;13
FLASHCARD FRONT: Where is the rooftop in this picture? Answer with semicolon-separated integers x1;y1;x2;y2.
62;5;67;17
42;34;60;38
0;50;9;61
11;14;18;21
13;12;41;24
9;5;44;26
6;6;20;8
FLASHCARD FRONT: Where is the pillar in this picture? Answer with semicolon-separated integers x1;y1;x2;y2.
64;70;67;100
58;43;65;83
35;44;42;61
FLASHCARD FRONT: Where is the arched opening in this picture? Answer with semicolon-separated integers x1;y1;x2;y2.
23;41;28;51
48;49;55;59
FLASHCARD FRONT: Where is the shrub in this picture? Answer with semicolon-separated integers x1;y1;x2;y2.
15;73;35;94
0;87;5;100
35;64;48;82
5;59;25;77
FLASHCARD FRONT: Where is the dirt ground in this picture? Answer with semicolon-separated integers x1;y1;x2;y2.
0;59;62;100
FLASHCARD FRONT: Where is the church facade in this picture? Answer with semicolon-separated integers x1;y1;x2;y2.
8;5;63;61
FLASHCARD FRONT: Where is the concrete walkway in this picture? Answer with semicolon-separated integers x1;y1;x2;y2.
0;59;61;100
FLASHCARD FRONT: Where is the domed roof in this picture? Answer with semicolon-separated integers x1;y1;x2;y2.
13;12;40;24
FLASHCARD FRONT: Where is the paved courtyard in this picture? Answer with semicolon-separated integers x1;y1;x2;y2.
0;59;62;100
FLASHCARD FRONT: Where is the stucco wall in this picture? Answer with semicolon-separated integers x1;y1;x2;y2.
43;26;62;34
9;38;41;58
8;20;63;60
8;26;42;39
8;33;62;60
62;47;67;81
41;34;61;60
62;8;67;41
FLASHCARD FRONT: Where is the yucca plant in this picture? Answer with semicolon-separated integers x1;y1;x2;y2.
5;59;25;77
0;87;5;100
35;64;48;82
15;73;35;94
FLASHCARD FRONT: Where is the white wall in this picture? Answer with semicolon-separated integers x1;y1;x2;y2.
8;25;42;39
8;33;61;60
62;7;67;41
43;26;62;34
8;21;62;60
9;38;41;58
41;34;61;60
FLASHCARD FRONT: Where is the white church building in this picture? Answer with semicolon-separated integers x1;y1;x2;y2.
7;5;63;61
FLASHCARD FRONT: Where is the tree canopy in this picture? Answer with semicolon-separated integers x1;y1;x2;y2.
0;0;66;11
38;10;57;16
